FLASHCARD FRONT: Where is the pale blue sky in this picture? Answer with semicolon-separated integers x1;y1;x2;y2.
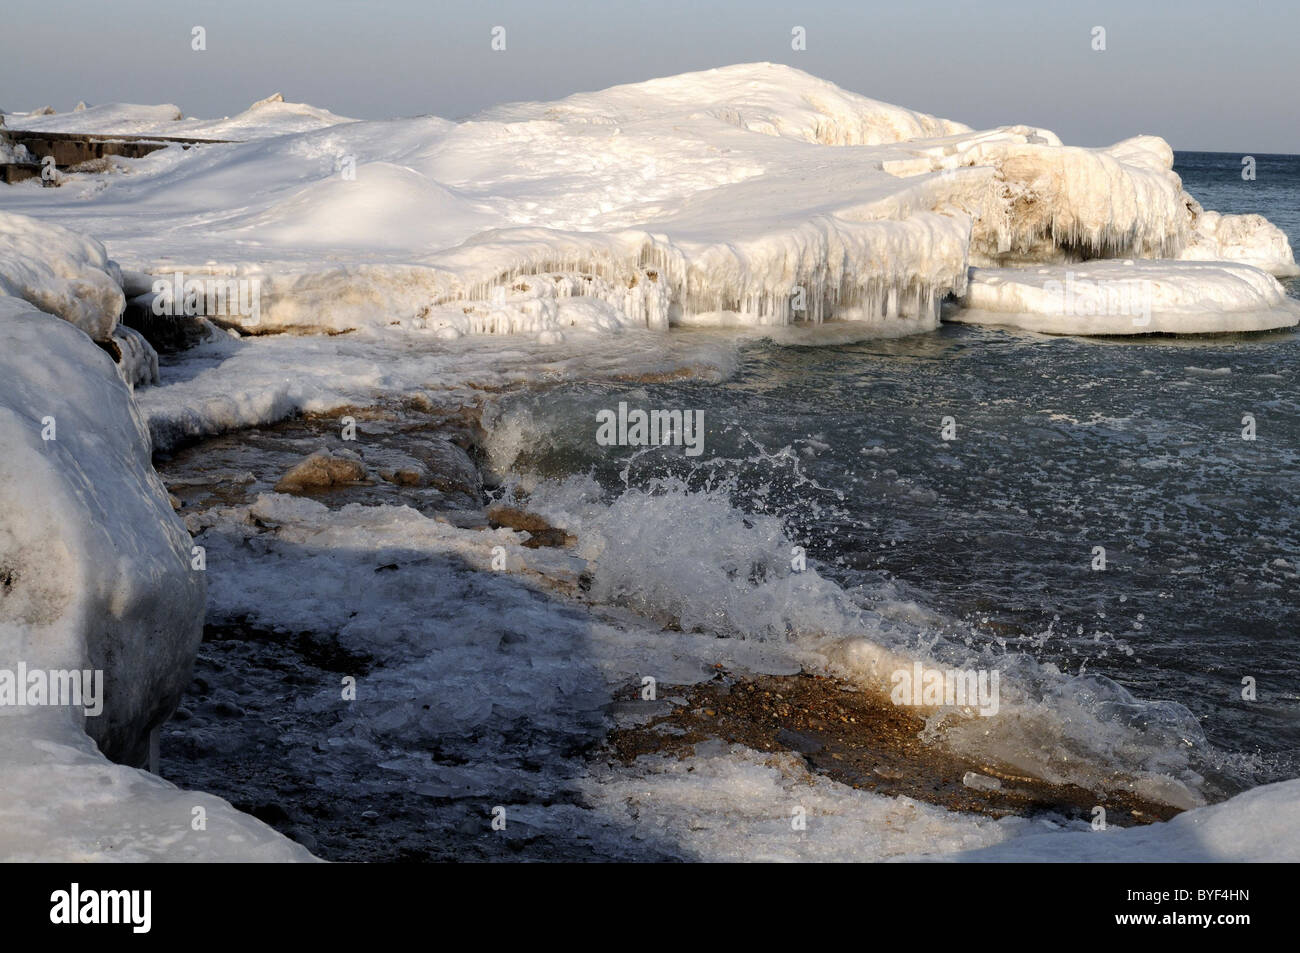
2;0;1297;152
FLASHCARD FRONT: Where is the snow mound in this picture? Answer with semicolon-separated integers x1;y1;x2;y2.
955;260;1300;334
247;162;493;249
0;211;124;341
476;62;970;145
180;95;355;140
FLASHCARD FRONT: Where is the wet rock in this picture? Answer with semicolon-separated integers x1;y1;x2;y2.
411;438;482;505
487;505;554;533
274;450;368;494
379;466;425;487
487;504;575;548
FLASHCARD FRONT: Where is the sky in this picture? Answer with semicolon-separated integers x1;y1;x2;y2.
2;0;1297;152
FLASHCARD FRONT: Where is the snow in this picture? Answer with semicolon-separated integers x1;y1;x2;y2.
0;211;124;341
4;93;353;141
956;260;1300;334
581;744;1028;862
474;62;971;146
0;136;32;163
957;777;1300;862
0;729;316;862
583;744;1300;862
5;103;186;136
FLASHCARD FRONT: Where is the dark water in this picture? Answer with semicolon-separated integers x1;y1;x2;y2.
505;153;1300;794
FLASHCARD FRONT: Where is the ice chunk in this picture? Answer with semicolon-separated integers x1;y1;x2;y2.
956;260;1300;335
1180;208;1300;277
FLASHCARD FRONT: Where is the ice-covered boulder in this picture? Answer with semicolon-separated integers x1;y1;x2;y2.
0;299;203;765
0;211;125;341
110;323;161;389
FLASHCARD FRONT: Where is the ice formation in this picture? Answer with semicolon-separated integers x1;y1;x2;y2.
4;63;1293;339
0;301;204;761
0;211;124;341
0;301;313;860
1180;207;1300;276
957;260;1300;334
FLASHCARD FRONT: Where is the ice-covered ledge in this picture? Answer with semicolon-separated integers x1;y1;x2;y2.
953;260;1300;335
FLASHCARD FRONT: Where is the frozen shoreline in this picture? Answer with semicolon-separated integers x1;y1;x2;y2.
3;63;1299;861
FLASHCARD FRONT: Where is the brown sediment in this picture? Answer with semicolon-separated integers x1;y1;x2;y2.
609;367;701;384
606;669;1183;827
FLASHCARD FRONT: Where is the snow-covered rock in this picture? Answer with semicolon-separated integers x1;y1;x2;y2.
0;211;124;341
110;323;161;389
